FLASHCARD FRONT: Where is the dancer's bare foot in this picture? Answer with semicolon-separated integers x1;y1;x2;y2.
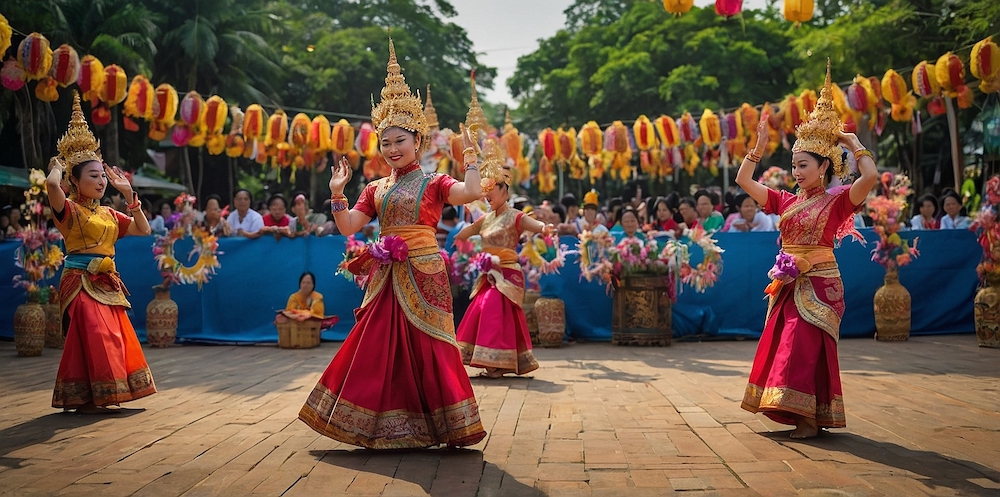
790;416;819;439
478;369;506;379
75;402;121;414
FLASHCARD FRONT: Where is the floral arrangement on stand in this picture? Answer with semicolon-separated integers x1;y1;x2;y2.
152;193;222;289
758;166;796;191
869;172;919;271
336;235;408;288
578;226;724;299
445;238;482;292
12;169;65;302
970;175;1000;282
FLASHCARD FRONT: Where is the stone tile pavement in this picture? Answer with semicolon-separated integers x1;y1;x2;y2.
1;334;998;496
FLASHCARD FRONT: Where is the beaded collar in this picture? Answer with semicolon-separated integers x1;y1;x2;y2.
391;161;420;179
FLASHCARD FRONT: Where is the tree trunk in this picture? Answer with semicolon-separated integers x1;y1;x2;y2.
180;147;195;193
196;148;204;201
15;87;42;170
944;95;962;191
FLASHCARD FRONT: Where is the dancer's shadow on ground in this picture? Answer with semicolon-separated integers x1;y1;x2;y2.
310;448;541;496
0;409;144;469
764;431;1000;496
469;375;566;394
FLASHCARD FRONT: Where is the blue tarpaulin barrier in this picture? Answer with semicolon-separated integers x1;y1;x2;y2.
0;229;978;342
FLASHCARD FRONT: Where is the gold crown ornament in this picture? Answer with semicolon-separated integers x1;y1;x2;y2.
465;70;489;136
371;38;429;152
57;91;103;168
791;59;847;178
423;85;439;130
583;189;599;207
479;140;507;193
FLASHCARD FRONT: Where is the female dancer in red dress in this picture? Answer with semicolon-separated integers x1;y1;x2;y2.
454;143;552;378
47;93;155;413
299;40;487;448
735;61;878;439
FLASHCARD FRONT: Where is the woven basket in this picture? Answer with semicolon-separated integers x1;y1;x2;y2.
277;319;321;349
535;297;565;348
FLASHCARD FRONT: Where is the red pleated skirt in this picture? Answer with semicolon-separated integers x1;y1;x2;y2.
299;281;487;449
741;281;846;428
52;291;156;408
456;268;538;375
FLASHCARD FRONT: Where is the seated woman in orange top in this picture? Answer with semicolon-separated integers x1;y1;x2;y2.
275;272;337;328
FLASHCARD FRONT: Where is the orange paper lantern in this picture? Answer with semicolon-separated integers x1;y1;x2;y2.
152;84;178;125
579;121;603;157
265;110;288;148
699;109;722;147
538;128;559;163
330;119;355;155
17;33;52;81
355;122;378;160
971;37;1000;94
309;115;331;153
34;77;59;102
124;75;154;120
662;0;693;16
203;96;227;135
881;69;908;105
49;44;79;88
100;65;127;105
289;113;311;148
783;0;813;24
911;61;940;98
243;104;265;140
935;52;966;95
633;115;658;151
77;55;105;101
557;127;577;162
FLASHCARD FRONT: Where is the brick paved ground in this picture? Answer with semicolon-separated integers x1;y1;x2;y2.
1;334;998;496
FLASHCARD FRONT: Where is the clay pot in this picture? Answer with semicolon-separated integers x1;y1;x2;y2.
974;274;1000;348
14;302;46;357
873;269;911;341
43;303;64;349
146;286;178;347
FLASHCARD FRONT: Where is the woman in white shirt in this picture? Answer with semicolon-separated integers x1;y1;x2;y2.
726;193;775;232
909;193;940;230
939;189;970;229
226;189;265;238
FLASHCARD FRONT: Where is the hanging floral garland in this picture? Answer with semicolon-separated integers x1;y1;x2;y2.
152;193;221;289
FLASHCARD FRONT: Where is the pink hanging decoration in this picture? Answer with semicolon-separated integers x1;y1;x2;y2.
1;59;25;91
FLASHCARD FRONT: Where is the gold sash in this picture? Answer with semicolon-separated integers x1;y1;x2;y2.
766;244;843;342
470;247;524;306
362;226;457;345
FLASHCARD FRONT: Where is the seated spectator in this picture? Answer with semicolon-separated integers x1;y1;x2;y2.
143;198;165;235
694;190;725;232
201;194;231;237
359;219;379;243
612;207;647;243
0;214;9;239
606;197;623;229
578;190;609;235
4;207;24;237
291;194;323;237
274;272;338;329
910;193;940;230
156;199;176;229
678;197;699;230
940;189;970;229
725;193;775;232
436;205;463;249
558;193;581;235
227;189;265;238
649;196;684;238
316;199;340;236
262;194;296;238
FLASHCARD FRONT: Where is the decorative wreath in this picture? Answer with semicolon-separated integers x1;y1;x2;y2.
670;226;724;293
153;226;222;289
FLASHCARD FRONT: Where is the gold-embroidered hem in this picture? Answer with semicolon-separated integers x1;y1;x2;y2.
299;383;487;449
52;367;156;408
458;342;539;375
741;383;846;428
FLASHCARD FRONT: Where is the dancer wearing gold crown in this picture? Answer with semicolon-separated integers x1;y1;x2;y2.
454;142;552;378
299;39;487;448
735;61;878;439
46;93;155;413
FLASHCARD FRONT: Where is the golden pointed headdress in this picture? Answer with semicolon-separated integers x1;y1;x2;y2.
371;38;429;150
583;189;599;208
479;140;508;193
791;59;846;178
58;92;102;168
423;85;439;130
465;70;488;135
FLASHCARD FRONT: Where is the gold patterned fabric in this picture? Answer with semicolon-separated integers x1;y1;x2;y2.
741;384;846;428
54;199;132;314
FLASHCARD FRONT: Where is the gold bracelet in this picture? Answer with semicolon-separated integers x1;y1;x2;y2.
745;151;761;163
854;149;874;162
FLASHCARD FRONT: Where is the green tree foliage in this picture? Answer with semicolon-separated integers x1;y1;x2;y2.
509;4;797;129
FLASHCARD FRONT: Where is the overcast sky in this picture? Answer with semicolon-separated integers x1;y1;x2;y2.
449;0;770;107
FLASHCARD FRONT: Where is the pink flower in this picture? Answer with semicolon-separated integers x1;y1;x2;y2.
768;251;799;282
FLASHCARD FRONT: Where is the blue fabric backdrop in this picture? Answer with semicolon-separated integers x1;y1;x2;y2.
0;229;978;342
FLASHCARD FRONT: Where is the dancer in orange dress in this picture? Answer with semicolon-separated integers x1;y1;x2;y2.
736;61;878;438
299;39;487;449
46;93;156;413
455;142;551;378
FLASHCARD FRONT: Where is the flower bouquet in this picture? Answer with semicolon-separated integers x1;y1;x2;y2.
971;175;1000;283
446;238;482;292
578;226;723;300
152;193;221;290
869;172;919;271
758;166;795;191
12;169;65;302
336;235;408;288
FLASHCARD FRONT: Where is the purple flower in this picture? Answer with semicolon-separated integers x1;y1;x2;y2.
768;252;799;281
383;236;409;262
